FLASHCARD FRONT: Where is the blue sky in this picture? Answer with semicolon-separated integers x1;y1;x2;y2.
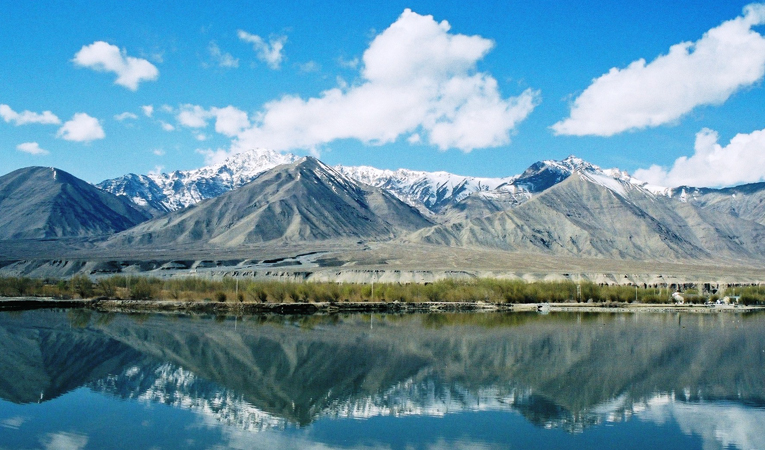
2;1;765;187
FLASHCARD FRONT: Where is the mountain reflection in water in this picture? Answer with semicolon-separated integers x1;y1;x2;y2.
0;310;764;449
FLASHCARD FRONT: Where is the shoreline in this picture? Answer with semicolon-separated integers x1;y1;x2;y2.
0;297;761;315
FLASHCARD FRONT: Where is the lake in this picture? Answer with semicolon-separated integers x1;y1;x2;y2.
0;309;763;449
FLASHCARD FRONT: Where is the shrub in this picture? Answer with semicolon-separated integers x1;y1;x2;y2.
71;274;94;298
96;278;118;298
247;285;268;303
130;278;156;300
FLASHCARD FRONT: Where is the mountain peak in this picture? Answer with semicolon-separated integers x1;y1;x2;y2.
97;148;299;213
109;155;431;247
0;166;151;240
97;150;642;216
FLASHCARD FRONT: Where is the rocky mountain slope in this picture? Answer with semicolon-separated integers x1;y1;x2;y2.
5;150;765;263
410;172;765;261
98;148;517;216
668;183;765;225
107;157;431;247
96;149;639;217
0;167;152;240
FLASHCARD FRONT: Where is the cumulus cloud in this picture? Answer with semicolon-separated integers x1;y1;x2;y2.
159;121;175;131
176;104;250;137
114;111;138;121
211;106;250;136
229;9;538;155
17;142;49;155
142;105;154;117
0;104;60;125
237;30;287;69
553;4;765;136
56;113;105;142
208;41;239;68
634;127;765;187
73;41;159;91
176;104;209;128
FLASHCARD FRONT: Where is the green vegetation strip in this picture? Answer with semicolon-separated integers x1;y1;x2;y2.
2;275;763;306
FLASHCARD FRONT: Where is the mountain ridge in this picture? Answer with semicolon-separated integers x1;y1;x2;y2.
5;151;765;263
408;172;765;261
106;157;431;248
96;148;298;215
0;166;152;240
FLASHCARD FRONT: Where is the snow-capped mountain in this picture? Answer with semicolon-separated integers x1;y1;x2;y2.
97;149;666;217
339;155;662;215
97;149;298;214
335;165;515;214
505;155;599;192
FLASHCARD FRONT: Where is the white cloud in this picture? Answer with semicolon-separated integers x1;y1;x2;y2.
208;41;239;68
211;106;250;136
17;142;49;155
73;41;159;91
176;104;250;137
230;9;538;154
237;30;287;69
0;104;60;125
176;104;209;128
195;133;208;141
553;4;765;136
141;105;154;117
634;127;765;187
56;113;105;142
196;148;229;164
114;111;138;121
159;121;175;131
153;148;165;156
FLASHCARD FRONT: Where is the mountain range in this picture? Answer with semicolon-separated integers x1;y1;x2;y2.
3;148;765;263
108;157;430;247
96;149;298;215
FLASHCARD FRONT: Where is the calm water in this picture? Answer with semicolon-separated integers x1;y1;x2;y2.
0;309;763;450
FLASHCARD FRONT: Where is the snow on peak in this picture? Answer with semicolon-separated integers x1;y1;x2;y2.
336;164;514;213
98;150;670;216
97;148;298;212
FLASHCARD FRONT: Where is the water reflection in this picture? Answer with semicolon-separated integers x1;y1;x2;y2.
0;310;763;449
